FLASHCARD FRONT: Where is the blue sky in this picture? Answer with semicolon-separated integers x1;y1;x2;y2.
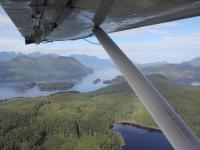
0;7;200;63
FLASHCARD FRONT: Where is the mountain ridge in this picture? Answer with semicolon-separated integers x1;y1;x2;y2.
70;54;114;70
0;55;93;82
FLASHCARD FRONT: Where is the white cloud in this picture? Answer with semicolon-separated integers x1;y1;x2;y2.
0;38;48;53
42;32;200;63
117;33;200;63
0;6;199;63
0;14;13;26
0;25;200;63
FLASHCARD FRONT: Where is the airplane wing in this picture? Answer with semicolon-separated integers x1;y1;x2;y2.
1;1;200;150
1;0;200;44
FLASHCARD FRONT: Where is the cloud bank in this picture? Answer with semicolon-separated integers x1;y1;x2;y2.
0;6;200;63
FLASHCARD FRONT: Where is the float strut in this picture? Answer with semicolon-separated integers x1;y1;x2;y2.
94;26;200;150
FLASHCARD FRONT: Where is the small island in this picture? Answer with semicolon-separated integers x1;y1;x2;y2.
38;82;74;91
103;76;125;85
16;82;37;90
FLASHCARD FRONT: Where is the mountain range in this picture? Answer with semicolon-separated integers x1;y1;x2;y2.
0;55;92;82
1;52;200;83
0;52;58;62
142;62;200;83
0;52;114;70
70;54;114;70
0;52;23;62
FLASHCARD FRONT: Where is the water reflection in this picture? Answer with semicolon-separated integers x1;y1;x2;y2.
112;123;174;150
0;69;120;100
70;68;120;92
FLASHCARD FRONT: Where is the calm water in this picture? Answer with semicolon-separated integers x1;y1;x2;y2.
70;68;120;92
0;69;120;100
190;82;200;86
112;123;174;150
0;82;59;100
0;69;185;150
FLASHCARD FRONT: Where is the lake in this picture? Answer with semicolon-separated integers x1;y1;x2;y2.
0;82;60;100
112;123;174;150
0;68;120;100
70;68;120;92
0;68;176;149
190;82;200;86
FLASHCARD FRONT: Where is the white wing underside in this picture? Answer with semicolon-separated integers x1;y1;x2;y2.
1;0;200;44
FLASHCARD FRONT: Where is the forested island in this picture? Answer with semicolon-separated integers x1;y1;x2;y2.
103;76;125;85
16;81;75;91
1;74;200;150
38;82;74;91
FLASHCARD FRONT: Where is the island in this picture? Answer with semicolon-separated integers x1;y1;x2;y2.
38;82;74;91
103;76;125;85
15;82;37;90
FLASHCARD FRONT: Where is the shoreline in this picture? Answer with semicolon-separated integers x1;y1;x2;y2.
112;121;161;149
115;121;160;132
0;91;81;101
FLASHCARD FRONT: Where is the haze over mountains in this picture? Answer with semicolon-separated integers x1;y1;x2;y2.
71;54;114;70
142;61;200;83
0;55;92;82
0;52;22;62
70;55;200;84
0;52;200;84
0;52;58;62
0;52;114;70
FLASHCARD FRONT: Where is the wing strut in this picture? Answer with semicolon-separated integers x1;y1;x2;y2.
93;26;200;150
93;0;115;26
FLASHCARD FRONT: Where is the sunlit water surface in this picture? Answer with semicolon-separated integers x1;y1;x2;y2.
112;123;174;150
0;69;120;100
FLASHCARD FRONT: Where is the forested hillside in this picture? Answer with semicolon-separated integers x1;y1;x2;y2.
0;55;93;82
142;63;200;83
0;74;200;150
